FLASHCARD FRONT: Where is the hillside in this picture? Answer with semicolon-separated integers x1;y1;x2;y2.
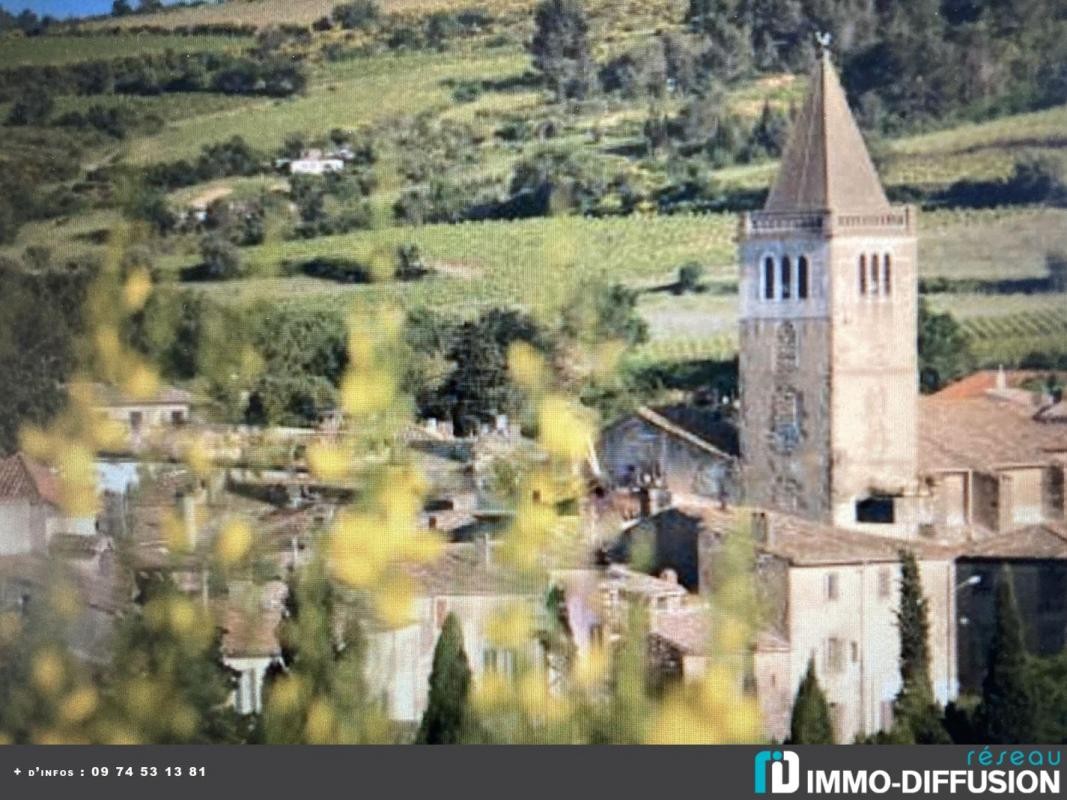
2;0;1066;431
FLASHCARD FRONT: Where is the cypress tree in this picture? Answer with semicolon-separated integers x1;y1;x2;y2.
259;564;369;744
890;551;949;743
417;612;475;744
789;657;834;744
976;573;1037;743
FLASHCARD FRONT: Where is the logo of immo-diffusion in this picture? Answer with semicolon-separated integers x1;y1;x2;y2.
754;750;801;794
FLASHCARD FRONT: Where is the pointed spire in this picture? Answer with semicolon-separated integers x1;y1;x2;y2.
764;47;890;214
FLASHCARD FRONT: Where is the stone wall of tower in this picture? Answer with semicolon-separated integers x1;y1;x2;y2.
739;235;833;520
827;227;919;529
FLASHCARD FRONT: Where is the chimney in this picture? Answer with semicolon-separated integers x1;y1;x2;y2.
428;515;438;530
475;532;492;568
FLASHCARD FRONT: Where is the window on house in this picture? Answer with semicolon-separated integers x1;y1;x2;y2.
856;496;895;524
129;410;143;431
850;641;859;663
869;254;880;295
764;256;775;300
859;255;867;295
171;410;185;425
590;623;604;647
883;253;892;296
878;567;892;599
797;256;809;299
826;638;844;672
825;572;839;601
781;256;792;299
483;648;515;679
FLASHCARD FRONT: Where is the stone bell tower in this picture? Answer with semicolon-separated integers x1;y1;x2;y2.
738;45;921;535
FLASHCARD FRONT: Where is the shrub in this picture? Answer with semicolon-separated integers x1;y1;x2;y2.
675;262;706;294
200;235;244;280
331;0;380;30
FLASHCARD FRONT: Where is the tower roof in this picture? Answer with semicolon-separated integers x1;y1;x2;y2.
764;50;890;214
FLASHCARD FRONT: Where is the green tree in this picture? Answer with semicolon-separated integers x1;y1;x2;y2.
1028;651;1067;743
975;573;1037;744
259;564;369;743
676;262;706;294
111;0;131;15
200;235;244;281
417;612;476;743
435;309;543;435
918;298;976;393
0;263;87;455
331;0;380;31
561;280;649;347
529;0;594;101
685;0;751;81
789;658;834;743
889;551;949;743
104;572;243;743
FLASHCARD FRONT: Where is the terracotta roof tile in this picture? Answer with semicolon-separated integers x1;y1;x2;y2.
919;394;1067;472
0;453;61;506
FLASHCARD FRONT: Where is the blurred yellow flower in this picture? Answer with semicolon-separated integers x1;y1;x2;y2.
538;394;593;462
216;518;253;566
122;268;153;312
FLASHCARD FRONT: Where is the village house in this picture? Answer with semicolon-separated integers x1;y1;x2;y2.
611;502;957;742
90;382;194;440
287;149;345;176
0;452;96;554
597;404;740;506
919;370;1067;534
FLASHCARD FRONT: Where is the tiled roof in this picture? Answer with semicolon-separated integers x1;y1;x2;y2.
651;606;712;655
406;543;541;597
962;524;1067;560
930;370;1052;400
637;405;739;459
693;505;957;566
0;453;61;506
89;382;194;407
217;581;286;658
764;51;889;214
919;394;1067;472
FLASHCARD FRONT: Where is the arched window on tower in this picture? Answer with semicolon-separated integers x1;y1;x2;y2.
869;254;880;296
764;256;775;300
781;256;792;300
797;256;809;299
859;255;867;295
883;253;892;296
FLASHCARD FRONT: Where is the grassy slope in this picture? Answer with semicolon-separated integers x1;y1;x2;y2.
79;0;538;29
6;2;1065;369
0;32;247;67
122;47;529;164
